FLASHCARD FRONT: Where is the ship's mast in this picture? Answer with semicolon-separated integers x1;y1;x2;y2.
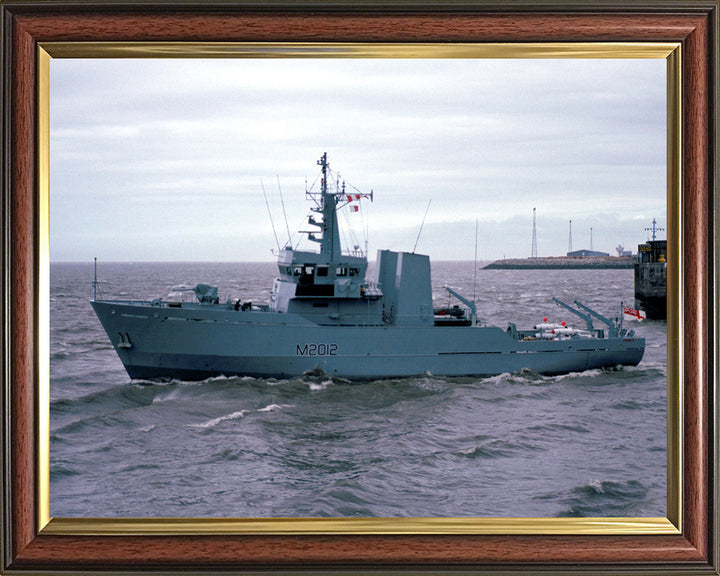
317;152;342;260
304;153;371;261
645;218;664;241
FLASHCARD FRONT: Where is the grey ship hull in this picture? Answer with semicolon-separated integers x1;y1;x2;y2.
634;236;667;320
634;262;667;320
92;300;645;381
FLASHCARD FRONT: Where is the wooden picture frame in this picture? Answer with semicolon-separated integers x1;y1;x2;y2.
2;1;717;573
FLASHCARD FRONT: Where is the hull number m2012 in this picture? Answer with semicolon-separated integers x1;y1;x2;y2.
297;343;338;356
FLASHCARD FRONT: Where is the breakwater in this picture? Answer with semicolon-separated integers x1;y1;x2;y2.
483;257;634;270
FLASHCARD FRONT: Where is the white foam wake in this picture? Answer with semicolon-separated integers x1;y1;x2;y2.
190;403;294;429
257;403;294;412
191;410;249;429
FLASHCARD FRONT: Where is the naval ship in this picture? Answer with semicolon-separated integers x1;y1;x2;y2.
634;219;667;320
92;154;645;381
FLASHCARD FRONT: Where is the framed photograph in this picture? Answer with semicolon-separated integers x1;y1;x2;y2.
2;1;717;574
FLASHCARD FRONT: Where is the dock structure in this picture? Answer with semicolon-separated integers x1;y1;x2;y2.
483;256;634;270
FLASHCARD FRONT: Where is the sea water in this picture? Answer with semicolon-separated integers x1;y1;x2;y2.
50;262;667;518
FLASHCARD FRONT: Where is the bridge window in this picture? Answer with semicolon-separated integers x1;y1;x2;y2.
293;265;315;276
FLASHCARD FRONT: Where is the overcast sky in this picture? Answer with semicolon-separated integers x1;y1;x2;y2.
50;57;666;262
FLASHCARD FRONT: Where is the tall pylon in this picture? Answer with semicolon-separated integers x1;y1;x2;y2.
568;220;572;254
531;207;538;258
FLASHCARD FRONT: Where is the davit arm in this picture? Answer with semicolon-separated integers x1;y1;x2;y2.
444;286;478;326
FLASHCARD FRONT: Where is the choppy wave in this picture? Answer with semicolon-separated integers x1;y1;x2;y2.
50;462;81;480
308;380;333;391
258;403;294;412
190;403;295;429
191;410;250;429
557;480;650;517
455;444;513;459
526;422;591;435
551;368;604;382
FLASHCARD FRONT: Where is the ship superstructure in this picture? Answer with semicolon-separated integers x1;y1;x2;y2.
92;154;644;381
634;219;667;320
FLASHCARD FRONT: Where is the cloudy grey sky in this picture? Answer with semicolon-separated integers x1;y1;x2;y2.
50;57;666;262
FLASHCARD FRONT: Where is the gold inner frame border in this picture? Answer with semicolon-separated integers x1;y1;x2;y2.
36;41;682;537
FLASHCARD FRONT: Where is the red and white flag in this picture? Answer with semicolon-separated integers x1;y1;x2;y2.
623;306;646;321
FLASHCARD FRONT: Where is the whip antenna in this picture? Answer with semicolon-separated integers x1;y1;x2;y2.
473;219;478;305
412;199;431;253
261;178;281;252
277;175;292;247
